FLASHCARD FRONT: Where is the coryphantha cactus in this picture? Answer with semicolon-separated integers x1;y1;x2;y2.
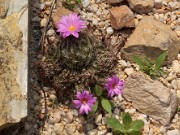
41;13;117;101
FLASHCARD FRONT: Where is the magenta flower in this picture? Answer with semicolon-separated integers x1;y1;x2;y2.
57;13;87;38
105;75;124;97
73;90;96;114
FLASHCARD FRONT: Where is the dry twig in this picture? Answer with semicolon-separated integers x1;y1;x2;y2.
37;0;56;129
38;0;56;55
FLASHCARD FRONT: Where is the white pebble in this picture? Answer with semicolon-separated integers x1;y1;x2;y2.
172;60;180;73
124;67;134;76
106;27;114;35
95;114;102;125
82;0;90;8
144;125;150;134
47;29;55;36
149;128;153;135
88;129;97;135
128;108;136;115
160;126;166;133
92;19;98;26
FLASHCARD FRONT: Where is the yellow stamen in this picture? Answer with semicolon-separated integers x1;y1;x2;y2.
69;25;76;31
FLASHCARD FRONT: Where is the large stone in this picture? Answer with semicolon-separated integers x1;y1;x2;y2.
0;0;28;129
51;6;72;29
127;0;154;14
121;16;180;63
123;72;178;126
110;6;135;30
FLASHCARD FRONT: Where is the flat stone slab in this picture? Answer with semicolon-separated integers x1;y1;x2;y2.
0;0;28;128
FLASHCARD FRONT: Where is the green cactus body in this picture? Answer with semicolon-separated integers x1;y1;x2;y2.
59;33;96;70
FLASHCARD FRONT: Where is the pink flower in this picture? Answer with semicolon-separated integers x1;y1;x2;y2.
105;75;124;97
73;90;96;114
57;13;87;38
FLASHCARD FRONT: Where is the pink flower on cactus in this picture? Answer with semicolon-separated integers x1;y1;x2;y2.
105;75;124;97
57;13;87;38
73;90;96;114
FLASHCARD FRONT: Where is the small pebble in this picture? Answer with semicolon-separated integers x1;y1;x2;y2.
95;114;102;125
124;67;134;76
106;27;114;35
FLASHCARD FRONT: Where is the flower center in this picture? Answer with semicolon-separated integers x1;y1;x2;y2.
82;98;87;104
69;25;76;31
112;83;117;89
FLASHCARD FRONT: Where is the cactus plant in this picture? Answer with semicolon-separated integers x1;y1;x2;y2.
42;32;116;101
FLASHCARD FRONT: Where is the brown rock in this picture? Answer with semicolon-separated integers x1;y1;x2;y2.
127;0;154;14
121;16;180;63
51;6;72;28
110;5;135;30
123;72;178;126
107;0;124;4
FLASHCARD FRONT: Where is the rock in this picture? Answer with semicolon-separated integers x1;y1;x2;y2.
118;94;123;102
0;1;28;128
49;111;61;124
127;0;154;14
98;130;107;134
54;123;64;134
177;79;180;90
74;130;81;135
128;108;136;115
110;5;135;30
149;128;154;135
119;60;128;69
123;72;178;125
154;0;162;9
124;67;134;76
46;29;55;36
65;124;76;134
172;60;180;73
178;54;180;61
40;18;47;27
107;0;124;4
95;114;102;125
167;130;180;135
51;6;72;28
121;16;180;63
106;133;113;135
171;79;178;90
49;94;56;101
102;117;107;125
71;109;79;117
143;125;150;134
114;108;120;115
92;19;98;26
86;123;95;131
88;129;97;135
160;126;166;133
106;27;114;35
66;111;73;123
82;0;90;8
175;30;180;37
